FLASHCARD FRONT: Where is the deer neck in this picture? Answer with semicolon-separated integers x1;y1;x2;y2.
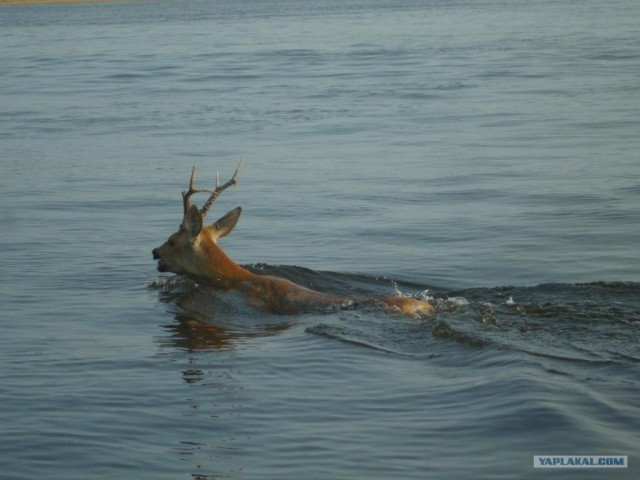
195;233;256;289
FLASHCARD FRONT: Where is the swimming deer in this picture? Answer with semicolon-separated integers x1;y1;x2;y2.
152;161;434;317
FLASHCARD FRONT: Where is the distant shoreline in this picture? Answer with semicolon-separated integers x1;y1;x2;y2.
0;0;134;5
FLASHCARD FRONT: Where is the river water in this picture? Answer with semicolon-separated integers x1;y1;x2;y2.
1;0;639;478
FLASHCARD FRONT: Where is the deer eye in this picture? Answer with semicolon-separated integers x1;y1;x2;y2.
168;240;175;247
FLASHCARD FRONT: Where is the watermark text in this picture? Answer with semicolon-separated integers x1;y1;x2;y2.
534;455;627;468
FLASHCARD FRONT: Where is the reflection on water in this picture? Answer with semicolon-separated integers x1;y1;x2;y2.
151;276;294;351
166;315;235;352
164;312;292;352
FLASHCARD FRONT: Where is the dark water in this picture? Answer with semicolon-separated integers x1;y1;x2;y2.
1;0;639;478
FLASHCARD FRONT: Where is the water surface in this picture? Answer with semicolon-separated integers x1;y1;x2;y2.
1;0;639;478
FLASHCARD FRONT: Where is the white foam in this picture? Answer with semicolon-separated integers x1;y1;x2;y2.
446;296;470;306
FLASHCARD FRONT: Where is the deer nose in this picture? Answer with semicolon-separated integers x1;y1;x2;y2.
152;248;161;260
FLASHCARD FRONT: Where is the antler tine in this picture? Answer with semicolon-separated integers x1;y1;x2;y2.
200;158;244;219
182;166;214;217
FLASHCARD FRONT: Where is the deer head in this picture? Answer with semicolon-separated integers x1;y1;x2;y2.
152;160;244;279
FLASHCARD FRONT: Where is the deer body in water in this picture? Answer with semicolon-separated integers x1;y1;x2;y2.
152;161;434;317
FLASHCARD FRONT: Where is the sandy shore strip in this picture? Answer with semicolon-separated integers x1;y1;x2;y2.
0;0;136;5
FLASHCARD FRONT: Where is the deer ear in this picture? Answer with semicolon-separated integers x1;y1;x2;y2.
184;205;203;236
211;207;242;239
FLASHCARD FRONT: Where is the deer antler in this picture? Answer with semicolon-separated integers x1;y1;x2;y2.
182;166;214;217
182;159;244;219
200;158;243;219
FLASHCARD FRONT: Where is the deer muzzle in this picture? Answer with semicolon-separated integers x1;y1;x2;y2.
152;248;168;272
